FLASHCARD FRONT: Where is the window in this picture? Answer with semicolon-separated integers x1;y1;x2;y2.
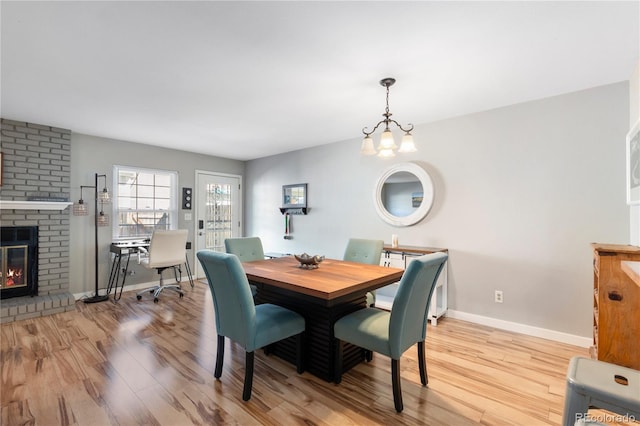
112;165;178;240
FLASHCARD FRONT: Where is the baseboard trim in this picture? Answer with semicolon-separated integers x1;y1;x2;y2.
73;281;160;301
446;309;592;348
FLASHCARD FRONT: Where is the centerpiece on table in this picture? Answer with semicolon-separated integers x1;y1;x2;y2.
294;253;324;269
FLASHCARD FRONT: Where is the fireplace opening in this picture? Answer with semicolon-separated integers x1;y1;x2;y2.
1;226;38;299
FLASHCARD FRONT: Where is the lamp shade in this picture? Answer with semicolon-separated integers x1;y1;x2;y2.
73;200;88;216
398;133;417;153
377;148;396;158
360;136;377;155
99;188;111;203
97;212;110;227
378;129;397;150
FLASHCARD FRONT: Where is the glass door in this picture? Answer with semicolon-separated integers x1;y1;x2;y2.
195;171;241;278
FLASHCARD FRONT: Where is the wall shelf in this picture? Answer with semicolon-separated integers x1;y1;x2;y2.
279;207;309;215
0;200;72;210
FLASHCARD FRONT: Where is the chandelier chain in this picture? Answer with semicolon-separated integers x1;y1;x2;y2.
362;78;414;137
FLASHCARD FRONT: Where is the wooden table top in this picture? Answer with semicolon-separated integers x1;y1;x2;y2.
242;256;404;300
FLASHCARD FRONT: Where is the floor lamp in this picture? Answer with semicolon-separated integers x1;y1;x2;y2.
73;173;111;304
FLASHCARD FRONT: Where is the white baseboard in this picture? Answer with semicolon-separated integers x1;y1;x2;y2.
446;309;592;348
73;280;160;301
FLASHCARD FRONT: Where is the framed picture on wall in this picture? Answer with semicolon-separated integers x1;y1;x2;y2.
627;120;640;205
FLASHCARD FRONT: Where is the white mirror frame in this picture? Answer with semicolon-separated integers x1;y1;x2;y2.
374;162;435;227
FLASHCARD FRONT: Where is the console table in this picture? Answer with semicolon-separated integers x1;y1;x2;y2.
379;245;448;325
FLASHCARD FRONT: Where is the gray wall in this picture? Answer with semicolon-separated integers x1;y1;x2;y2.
70;134;244;295
245;82;630;338
630;61;639;245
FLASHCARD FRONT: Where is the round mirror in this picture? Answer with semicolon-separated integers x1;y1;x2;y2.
374;162;434;226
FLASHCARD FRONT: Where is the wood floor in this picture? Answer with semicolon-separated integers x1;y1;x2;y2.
1;282;636;426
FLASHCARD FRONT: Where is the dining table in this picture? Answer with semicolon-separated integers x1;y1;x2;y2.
242;255;404;382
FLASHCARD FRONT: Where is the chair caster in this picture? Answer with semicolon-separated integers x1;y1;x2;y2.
179;293;184;298
149;289;154;294
136;295;142;300
154;297;159;303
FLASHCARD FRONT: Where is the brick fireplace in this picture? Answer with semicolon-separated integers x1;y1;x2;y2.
0;118;76;323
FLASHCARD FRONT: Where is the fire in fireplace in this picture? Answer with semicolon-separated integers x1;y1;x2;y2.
0;226;38;299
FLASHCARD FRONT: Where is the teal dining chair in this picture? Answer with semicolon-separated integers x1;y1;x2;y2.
197;250;305;401
224;237;265;297
334;251;448;412
343;238;384;307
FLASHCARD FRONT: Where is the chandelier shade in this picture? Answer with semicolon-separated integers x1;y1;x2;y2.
398;133;417;153
361;77;416;157
360;135;377;155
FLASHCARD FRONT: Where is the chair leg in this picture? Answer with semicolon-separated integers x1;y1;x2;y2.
243;351;254;401
296;332;305;374
392;358;403;413
214;335;224;379
334;339;344;384
418;340;428;386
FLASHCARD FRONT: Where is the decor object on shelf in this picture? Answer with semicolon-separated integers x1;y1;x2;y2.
361;78;416;158
626;119;640;205
72;173;111;303
280;183;308;215
294;253;324;269
27;195;70;202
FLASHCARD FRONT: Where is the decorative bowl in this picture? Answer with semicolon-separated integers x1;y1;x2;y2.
294;253;325;269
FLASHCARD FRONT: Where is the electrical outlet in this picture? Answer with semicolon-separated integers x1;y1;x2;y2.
494;290;503;303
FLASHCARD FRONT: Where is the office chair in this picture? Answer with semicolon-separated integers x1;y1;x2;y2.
343;238;384;307
197;250;305;401
224;237;265;298
136;229;189;303
334;252;448;412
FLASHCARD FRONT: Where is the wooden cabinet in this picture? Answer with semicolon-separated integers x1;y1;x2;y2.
591;243;640;370
379;245;448;326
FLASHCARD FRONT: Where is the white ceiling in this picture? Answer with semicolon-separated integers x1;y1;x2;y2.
1;1;639;161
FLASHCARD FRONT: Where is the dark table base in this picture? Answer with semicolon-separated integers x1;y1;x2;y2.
254;283;367;382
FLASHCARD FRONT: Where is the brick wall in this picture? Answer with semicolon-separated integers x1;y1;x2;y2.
0;118;76;322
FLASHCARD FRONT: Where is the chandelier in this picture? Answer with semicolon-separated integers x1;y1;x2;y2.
361;77;417;158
